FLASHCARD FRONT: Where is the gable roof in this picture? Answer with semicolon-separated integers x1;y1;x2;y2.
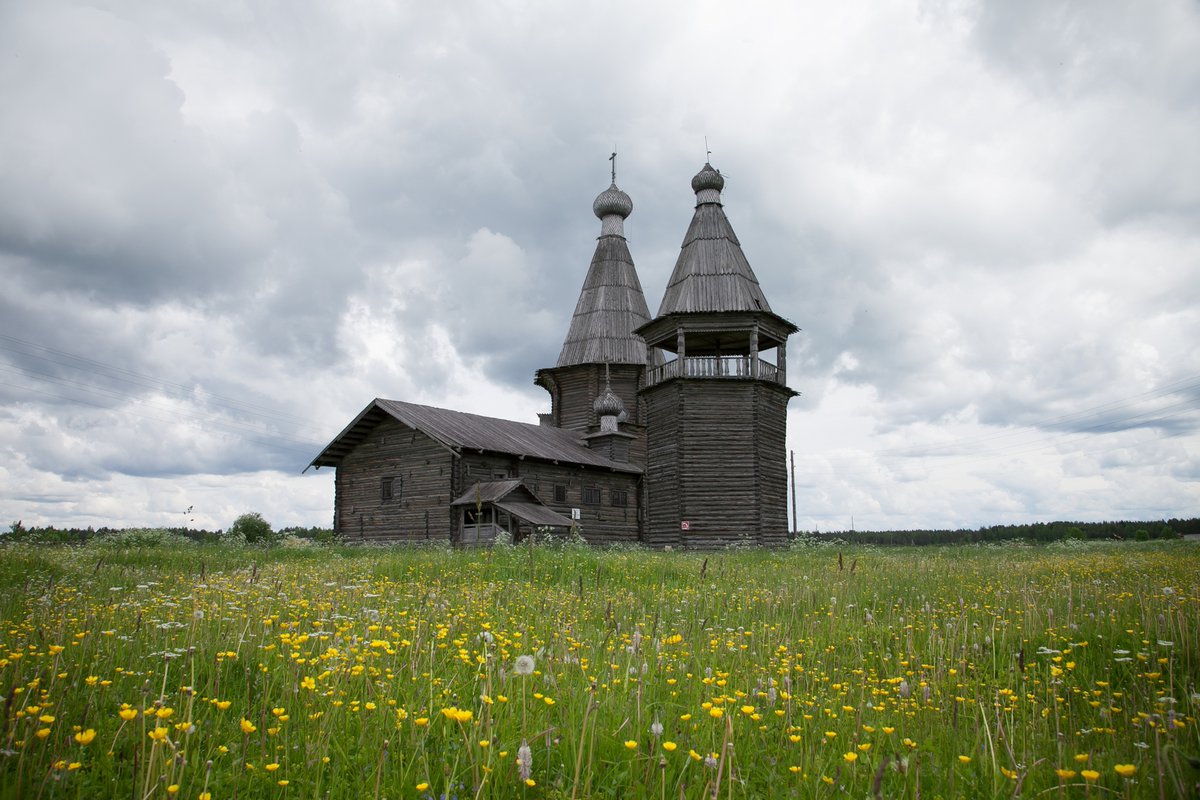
449;479;529;505
308;399;642;474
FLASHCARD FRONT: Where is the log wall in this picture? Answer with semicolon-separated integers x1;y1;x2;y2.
335;418;455;542
642;378;791;549
538;363;648;466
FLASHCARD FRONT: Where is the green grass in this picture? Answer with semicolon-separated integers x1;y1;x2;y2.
0;539;1196;798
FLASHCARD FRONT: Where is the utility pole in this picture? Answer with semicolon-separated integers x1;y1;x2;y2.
789;450;798;536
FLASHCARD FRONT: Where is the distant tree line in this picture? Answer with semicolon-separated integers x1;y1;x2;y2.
2;517;335;546
5;517;1196;548
797;518;1198;546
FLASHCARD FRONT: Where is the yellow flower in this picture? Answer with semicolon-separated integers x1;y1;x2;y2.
67;761;82;771
624;740;638;750
525;779;536;787
240;719;257;734
199;793;212;800
277;780;289;787
415;717;429;727
958;755;972;764
74;728;96;745
1082;770;1100;781
215;700;232;711
1055;769;1076;780
478;740;490;748
440;707;473;724
857;743;871;752
148;727;169;741
119;708;138;721
1074;753;1090;763
416;782;429;791
708;707;723;718
824;731;837;739
39;714;55;724
740;705;755;715
662;741;677;752
166;785;179;794
300;676;316;691
680;714;692;721
1114;764;1137;778
843;752;858;763
265;763;280;772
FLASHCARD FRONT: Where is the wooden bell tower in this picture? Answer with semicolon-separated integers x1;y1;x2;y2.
637;163;798;549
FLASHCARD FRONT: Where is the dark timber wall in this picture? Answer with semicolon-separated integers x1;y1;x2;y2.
335;418;455;542
538;363;648;467
642;378;791;549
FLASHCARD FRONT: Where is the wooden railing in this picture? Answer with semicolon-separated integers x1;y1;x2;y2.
645;356;783;387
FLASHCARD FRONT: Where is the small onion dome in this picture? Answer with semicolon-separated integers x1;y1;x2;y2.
593;385;625;418
593;183;633;219
691;162;725;194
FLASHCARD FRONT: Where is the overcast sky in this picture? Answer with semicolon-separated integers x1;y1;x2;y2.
2;0;1197;534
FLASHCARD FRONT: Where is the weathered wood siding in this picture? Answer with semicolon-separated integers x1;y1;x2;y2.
335;418;455;542
641;378;791;549
539;363;648;466
457;452;641;544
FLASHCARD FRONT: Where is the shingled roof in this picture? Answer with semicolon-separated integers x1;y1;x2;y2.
308;399;642;474
556;182;660;367
656;163;775;316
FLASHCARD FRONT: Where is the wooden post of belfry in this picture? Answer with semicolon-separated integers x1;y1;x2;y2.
790;450;798;536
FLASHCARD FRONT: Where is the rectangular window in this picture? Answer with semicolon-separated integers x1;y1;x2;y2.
381;476;401;504
610;489;628;508
582;486;601;505
553;484;567;503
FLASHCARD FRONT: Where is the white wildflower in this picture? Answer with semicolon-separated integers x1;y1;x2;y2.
517;741;533;781
514;655;536;676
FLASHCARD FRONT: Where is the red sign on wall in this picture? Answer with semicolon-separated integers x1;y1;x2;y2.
680;521;690;531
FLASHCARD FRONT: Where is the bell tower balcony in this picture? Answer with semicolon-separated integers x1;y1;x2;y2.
636;311;796;391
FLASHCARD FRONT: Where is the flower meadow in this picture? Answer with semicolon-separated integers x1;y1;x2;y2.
0;540;1196;799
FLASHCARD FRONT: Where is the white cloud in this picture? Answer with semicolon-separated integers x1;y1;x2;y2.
1;0;1197;532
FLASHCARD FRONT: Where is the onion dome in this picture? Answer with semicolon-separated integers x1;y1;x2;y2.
593;385;625;418
691;162;725;194
593;183;633;220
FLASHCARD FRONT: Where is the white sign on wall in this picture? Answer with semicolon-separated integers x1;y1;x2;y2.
571;508;581;520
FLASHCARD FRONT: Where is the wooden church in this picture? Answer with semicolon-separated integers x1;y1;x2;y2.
309;161;797;548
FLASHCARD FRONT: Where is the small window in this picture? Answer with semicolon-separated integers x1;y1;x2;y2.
553;484;567;503
381;476;401;504
610;489;628;508
582;486;601;505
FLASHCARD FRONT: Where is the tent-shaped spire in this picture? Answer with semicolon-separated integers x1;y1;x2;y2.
655;162;773;316
556;169;658;367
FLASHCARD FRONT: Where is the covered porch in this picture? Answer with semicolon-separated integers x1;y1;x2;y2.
450;480;575;546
